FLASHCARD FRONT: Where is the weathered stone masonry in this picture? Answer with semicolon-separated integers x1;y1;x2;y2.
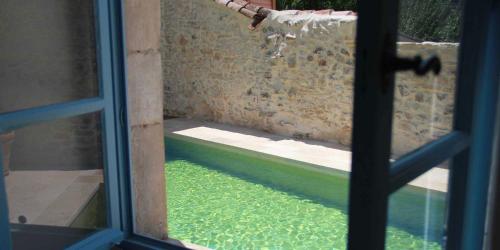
161;0;458;156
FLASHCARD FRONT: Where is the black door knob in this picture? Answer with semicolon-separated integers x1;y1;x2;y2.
385;54;442;76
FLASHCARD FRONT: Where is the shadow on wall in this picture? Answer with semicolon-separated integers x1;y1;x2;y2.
10;113;103;171
0;0;102;171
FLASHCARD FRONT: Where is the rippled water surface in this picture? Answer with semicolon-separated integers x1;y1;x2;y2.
166;160;442;250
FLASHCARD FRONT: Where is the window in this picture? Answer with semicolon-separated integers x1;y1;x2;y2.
0;0;498;249
0;0;126;248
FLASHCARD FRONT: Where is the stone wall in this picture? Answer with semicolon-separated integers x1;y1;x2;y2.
161;0;457;156
393;43;457;155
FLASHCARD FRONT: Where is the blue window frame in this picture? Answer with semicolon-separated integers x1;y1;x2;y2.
348;0;500;249
0;0;129;249
0;0;498;249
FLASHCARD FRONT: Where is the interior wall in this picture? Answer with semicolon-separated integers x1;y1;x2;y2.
0;0;102;170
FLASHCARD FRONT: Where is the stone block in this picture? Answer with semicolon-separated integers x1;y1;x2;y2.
127;51;163;127
125;0;161;52
130;123;167;239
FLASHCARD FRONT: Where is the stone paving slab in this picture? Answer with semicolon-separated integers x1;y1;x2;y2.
165;118;448;192
5;169;103;226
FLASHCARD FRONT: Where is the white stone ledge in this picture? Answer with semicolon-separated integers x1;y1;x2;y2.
268;10;357;25
164;118;448;192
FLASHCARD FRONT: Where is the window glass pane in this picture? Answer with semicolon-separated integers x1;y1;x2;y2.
3;112;106;249
133;0;462;249
142;0;359;248
0;0;98;114
386;165;449;250
391;0;463;158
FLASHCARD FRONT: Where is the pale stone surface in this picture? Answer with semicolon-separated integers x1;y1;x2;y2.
34;180;100;226
131;124;167;239
165;118;448;192
161;0;458;157
126;0;167;239
5;170;102;226
166;118;352;172
125;0;161;52
127;52;164;127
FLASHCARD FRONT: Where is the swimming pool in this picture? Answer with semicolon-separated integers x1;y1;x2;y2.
165;134;446;249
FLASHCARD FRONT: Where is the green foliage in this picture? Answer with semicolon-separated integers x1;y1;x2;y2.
276;0;357;11
399;0;462;42
276;0;461;42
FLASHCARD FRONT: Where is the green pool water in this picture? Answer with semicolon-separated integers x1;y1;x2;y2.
165;135;445;250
